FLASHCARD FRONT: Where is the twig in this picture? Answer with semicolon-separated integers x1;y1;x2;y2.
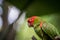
0;0;34;40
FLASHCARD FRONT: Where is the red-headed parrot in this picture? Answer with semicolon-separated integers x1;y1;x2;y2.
27;16;60;40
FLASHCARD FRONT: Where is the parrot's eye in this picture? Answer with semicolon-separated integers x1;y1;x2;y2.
28;18;34;23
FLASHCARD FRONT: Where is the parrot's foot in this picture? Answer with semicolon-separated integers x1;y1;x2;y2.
32;36;37;40
54;36;60;40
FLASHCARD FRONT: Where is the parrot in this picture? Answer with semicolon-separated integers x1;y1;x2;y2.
27;16;60;40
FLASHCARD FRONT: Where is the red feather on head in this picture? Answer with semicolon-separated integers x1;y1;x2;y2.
28;16;37;26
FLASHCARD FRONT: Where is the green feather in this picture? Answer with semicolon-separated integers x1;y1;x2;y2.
42;22;60;39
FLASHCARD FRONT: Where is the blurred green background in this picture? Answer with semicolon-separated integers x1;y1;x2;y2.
6;0;60;40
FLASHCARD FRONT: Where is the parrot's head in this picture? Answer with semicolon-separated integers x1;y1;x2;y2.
27;16;43;28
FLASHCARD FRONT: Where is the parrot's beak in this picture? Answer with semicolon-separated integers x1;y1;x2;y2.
28;22;34;27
